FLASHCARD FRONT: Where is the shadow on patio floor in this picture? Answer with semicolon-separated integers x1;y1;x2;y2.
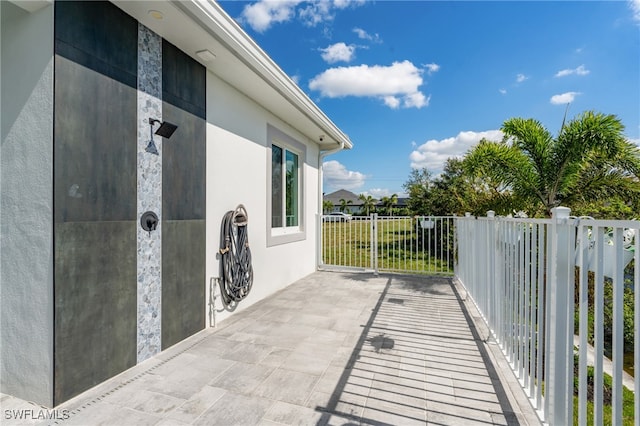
315;273;528;425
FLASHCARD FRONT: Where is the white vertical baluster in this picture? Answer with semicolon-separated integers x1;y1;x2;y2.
578;223;589;426
612;227;624;424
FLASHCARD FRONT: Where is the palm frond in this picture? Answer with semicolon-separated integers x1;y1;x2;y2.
464;139;546;208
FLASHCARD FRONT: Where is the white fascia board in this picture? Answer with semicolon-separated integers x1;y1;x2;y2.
179;0;352;150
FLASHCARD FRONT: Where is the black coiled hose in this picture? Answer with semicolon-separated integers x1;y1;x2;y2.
218;205;253;305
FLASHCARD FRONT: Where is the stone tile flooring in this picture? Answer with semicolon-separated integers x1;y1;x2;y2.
1;271;541;425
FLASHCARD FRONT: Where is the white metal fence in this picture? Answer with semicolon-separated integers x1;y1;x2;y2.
456;208;639;425
320;214;455;275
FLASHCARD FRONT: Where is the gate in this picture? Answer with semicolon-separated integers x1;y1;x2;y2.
321;214;455;275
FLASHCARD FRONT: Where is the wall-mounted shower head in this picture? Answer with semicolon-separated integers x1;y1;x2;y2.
146;118;178;155
149;118;178;139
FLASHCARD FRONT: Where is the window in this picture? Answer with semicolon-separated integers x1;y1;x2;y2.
271;144;283;228
267;125;306;246
271;144;299;228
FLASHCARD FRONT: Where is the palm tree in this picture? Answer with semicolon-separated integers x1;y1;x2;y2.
464;111;640;217
358;194;377;216
389;193;398;213
380;194;398;216
339;198;353;214
323;200;334;214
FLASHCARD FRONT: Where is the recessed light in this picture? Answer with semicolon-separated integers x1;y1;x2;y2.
148;10;164;20
196;49;216;62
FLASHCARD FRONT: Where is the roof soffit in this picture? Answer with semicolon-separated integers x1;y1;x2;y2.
111;0;351;150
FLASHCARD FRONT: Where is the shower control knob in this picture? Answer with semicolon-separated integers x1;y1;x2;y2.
141;211;159;235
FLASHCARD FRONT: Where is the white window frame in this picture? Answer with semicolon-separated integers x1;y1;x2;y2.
266;125;306;246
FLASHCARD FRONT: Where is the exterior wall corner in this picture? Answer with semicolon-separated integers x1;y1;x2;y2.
0;1;55;407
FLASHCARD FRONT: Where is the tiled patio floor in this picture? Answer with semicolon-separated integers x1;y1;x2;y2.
1;271;541;425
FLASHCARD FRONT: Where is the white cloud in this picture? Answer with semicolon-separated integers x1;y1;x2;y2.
516;73;528;83
353;27;368;39
320;42;356;63
299;1;333;27
334;0;366;9
550;91;581;105
575;65;590;75
352;27;381;42
383;96;401;109
628;137;640;147
404;93;430;109
323;160;367;191
424;63;440;75
409;130;503;172
499;88;507;95
240;0;365;32
240;0;302;32
630;0;640;23
309;60;429;109
554;64;590;78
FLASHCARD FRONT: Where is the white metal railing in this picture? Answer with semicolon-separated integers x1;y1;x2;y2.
320;214;455;275
455;208;639;425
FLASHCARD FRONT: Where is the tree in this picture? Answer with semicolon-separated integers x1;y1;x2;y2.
464;111;640;217
403;160;524;217
402;168;434;214
358;194;377;215
339;198;353;213
437;158;528;216
323;200;334;214
380;194;398;216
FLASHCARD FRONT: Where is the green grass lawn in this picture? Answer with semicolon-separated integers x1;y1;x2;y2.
572;360;635;425
573;395;635;426
322;217;454;274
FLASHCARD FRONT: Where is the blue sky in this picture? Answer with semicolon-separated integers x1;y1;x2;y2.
218;0;640;198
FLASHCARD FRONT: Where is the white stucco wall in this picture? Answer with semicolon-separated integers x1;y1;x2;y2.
206;72;320;325
0;2;55;406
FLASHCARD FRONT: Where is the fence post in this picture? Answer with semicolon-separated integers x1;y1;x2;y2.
546;206;573;425
371;213;378;275
465;213;474;298
317;213;323;269
487;211;495;333
454;217;459;280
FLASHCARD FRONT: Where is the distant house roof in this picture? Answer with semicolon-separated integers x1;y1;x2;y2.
324;190;408;209
324;189;361;205
376;197;408;207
